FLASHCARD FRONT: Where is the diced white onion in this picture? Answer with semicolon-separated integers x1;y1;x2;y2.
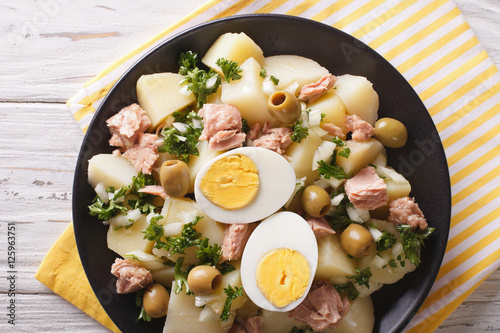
164;222;184;236
192;118;202;129
300;111;309;128
173;122;189;133
369;227;383;242
284;177;306;208
312;141;336;170
375;165;408;184
392;242;404;258
109;209;140;228
308;109;322;127
320;176;345;190
284;81;299;95
331;193;345;206
124;250;165;270
175;135;187;142
195;294;219;308
146;212;156;223
371;255;387;269
371;153;387;167
179;84;191;96
347;206;370;223
206;76;218;89
198;305;219;322
94;182;109;204
313;179;330;189
311;126;330;140
126;209;142;223
177;210;197;224
262;78;276;94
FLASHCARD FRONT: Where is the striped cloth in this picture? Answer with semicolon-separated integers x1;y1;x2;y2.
67;0;500;331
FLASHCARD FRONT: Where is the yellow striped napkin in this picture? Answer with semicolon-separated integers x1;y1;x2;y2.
61;0;500;331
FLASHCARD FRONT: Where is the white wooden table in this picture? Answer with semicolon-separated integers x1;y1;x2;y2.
1;0;499;331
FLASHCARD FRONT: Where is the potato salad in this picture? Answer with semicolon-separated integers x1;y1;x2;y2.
87;32;434;333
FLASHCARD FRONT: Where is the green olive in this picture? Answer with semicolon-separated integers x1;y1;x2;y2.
267;91;302;124
374;117;408;148
340;223;374;258
301;185;332;218
187;266;222;295
142;283;169;318
159;160;190;197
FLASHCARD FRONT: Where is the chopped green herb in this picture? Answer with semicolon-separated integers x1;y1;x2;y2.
270;75;279;85
142;215;167;249
219;262;236;275
216;58;243;82
291;119;309;143
164;216;203;254
259;68;267;78
334;282;360;300
317;160;350;180
179;51;221;108
376;230;397;252
396;225;435;266
196;239;222;267
347;267;372;289
88;195;127;221
241;118;250;134
220;285;244;321
135;290;152;322
173;257;192;295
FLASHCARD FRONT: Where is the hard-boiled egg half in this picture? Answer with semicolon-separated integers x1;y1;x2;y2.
194;147;296;223
241;211;318;312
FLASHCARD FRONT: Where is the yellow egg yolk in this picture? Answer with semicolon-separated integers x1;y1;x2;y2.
200;154;259;210
256;248;310;308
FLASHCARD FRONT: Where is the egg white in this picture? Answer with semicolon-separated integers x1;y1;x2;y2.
240;211;318;312
194;147;296;224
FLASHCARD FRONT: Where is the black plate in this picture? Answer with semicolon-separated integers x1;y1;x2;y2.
73;14;451;333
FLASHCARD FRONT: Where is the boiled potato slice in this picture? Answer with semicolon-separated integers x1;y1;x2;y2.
316;234;356;284
285;130;323;185
107;215;154;257
187;140;223;193
221;57;273;125
357;219;416;287
261;309;308;333
137;72;196;129
88;153;137;189
163;281;228;333
264;55;328;92
309;89;346;130
336;139;385;175
334;75;379;126
322;296;375;333
202;32;265;75
151;266;175;288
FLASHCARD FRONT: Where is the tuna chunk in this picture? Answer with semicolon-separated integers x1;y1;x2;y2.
221;223;257;262
228;316;263;333
388;197;428;231
122;133;161;175
303;213;335;239
110;258;153;294
199;103;246;151
321;122;346;140
251;127;293;155
138;185;167;199
345;114;373;141
298;74;337;103
344;166;388;210
289;280;350;332
107;103;152;148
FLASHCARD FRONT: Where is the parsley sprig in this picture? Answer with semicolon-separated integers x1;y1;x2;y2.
179;51;221;108
220;285;244;321
376;230;397;252
216;58;243;82
291;119;309;143
317;137;352;180
158;108;203;162
173;257;192;295
395;225;435;266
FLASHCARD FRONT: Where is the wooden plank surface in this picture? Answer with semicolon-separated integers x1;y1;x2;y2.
0;0;499;332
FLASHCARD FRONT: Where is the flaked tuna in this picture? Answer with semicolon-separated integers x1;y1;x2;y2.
344;166;388;210
251;126;293;155
138;185;167;199
298;74;337;103
303;213;335;239
345;114;374;141
221;223;257;262
107;103;151;148
122;133;161;175
110;258;153;294
321;122;346;140
289;280;350;332
198;103;246;151
388;196;428;231
228;316;263;333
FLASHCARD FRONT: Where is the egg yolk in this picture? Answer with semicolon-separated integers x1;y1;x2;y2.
200;154;259;210
256;248;310;308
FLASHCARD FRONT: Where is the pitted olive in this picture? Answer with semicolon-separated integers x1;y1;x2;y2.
142;283;169;318
340;223;374;258
301;185;332;217
267;91;302;124
374;117;408;148
159;160;190;197
187;265;222;295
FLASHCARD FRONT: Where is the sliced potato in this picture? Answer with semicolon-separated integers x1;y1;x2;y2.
264;55;328;92
316;234;356;284
285;130;323;185
107;215;154;257
261;309;307;333
322;296;375;333
137;72;196;129
336;139;385;175
309;89;346;130
334;74;379;126
88;153;137;189
202;32;265;75
221;57;272;125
